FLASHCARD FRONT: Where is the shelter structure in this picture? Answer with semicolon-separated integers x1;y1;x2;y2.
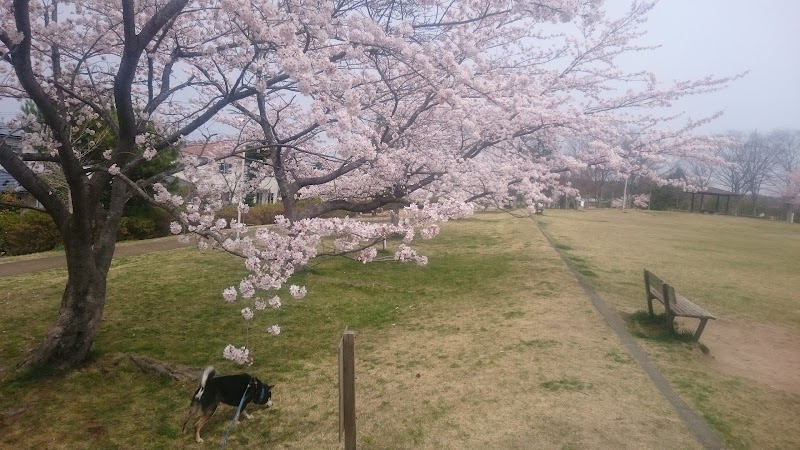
688;187;742;215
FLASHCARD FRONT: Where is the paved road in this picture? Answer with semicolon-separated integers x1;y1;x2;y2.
0;237;192;278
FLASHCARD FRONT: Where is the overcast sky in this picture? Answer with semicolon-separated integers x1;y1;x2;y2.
608;0;800;132
2;1;798;134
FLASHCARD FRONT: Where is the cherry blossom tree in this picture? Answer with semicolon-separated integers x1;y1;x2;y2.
775;170;800;221
0;0;263;369
1;0;738;370
156;0;738;364
768;129;800;221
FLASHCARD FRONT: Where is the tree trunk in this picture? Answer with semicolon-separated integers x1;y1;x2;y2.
595;170;606;208
596;183;604;208
27;198;121;370
28;241;108;370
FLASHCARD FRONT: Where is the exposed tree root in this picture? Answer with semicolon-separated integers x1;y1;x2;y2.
127;353;203;382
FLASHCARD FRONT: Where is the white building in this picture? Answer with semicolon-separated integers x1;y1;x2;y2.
179;141;281;205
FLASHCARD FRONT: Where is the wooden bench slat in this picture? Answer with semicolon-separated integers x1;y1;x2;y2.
649;286;663;301
673;293;716;319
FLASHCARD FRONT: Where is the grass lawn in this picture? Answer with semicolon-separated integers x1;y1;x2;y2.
0;212;704;449
539;208;800;449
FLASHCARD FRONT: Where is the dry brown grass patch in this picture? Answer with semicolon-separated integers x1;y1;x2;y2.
260;213;701;449
540;209;800;449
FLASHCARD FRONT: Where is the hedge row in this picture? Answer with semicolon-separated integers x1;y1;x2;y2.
217;203;285;225
215;202;351;226
0;211;61;255
0;201;346;255
0;209;173;256
116;210;173;241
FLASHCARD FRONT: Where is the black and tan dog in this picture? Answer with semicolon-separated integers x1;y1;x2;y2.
182;366;273;443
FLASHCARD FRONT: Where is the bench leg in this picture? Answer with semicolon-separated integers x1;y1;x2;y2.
647;296;654;317
693;318;709;341
666;313;676;334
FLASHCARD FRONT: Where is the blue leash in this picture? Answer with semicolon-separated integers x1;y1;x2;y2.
220;385;249;450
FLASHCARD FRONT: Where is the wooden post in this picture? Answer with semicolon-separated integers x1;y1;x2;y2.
339;330;356;450
662;283;675;332
643;269;654;316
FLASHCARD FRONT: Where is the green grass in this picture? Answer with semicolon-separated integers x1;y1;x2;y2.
540;377;590;392
5;210;796;449
604;350;633;365
521;339;560;349
0;212;566;449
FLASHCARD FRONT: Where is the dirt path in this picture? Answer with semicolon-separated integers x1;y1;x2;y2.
0;238;191;277
697;318;800;394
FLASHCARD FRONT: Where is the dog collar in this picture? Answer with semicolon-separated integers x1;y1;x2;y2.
257;384;268;404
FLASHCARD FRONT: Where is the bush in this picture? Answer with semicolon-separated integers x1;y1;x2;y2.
0;206;173;255
148;208;174;237
116;208;173;241
0;190;24;211
246;203;284;224
117;216;157;241
216;200;356;226
218;203;285;226
0;211;61;255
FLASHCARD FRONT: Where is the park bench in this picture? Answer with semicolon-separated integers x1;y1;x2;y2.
643;269;716;340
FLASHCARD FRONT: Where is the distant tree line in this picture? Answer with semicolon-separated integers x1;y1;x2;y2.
560;129;800;221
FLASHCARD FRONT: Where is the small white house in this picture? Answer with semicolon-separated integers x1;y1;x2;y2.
179;141;281;205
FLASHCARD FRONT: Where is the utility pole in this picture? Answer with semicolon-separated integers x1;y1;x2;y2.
622;176;629;210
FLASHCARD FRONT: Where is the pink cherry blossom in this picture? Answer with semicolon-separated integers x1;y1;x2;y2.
268;296;282;309
289;285;307;300
222;345;252;366
222;287;237;303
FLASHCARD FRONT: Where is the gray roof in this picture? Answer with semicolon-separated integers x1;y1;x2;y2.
694;187;743;196
1;126;26;192
0;169;23;192
0;126;23;138
0;126;23;154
